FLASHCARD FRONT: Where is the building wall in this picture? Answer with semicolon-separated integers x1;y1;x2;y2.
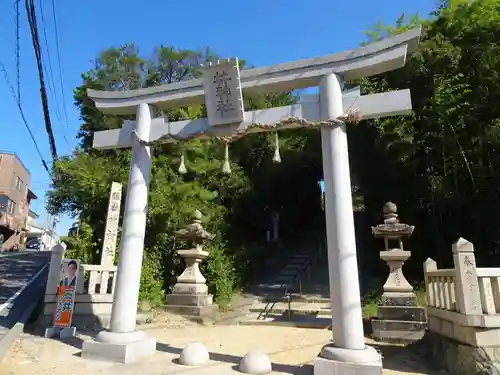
0;152;31;250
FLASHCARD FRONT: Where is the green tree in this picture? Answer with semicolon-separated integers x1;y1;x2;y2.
353;0;500;281
47;44;322;306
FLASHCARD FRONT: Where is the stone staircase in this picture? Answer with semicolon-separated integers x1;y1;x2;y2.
237;237;332;328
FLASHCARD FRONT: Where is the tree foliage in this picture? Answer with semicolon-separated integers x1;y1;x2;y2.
354;0;500;279
47;0;500;304
47;45;323;305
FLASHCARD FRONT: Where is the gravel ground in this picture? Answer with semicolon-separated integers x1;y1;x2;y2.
1;316;446;375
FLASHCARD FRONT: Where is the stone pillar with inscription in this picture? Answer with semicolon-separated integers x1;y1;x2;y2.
370;202;426;343
101;182;123;266
166;210;216;318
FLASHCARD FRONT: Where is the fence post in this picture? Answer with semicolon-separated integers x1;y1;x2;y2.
452;237;482;315
424;258;437;307
44;243;66;295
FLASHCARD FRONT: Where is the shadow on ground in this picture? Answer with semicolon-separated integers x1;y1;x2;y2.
370;342;447;374
157;342;315;375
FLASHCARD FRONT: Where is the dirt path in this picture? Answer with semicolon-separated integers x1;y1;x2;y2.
1;322;445;375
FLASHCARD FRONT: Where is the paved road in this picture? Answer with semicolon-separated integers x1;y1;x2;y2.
0;251;50;360
0;251;50;343
0;251;51;308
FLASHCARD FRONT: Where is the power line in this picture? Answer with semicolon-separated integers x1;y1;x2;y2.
0;60;50;174
14;0;21;102
38;0;60;119
49;0;70;137
26;0;58;161
38;0;69;146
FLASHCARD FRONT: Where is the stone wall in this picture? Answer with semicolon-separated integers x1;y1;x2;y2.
418;331;500;375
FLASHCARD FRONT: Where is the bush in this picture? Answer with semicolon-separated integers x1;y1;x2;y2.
202;242;236;307
139;254;164;307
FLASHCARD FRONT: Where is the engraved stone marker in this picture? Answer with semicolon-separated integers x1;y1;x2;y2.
100;182;123;266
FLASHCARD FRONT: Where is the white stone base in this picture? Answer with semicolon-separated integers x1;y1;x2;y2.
81;330;156;364
314;344;382;375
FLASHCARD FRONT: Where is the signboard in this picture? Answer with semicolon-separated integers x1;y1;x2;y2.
203;58;245;126
53;258;80;328
100;182;122;266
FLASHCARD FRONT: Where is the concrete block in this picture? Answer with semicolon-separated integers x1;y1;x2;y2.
44;326;76;339
314;356;382;375
380;295;417;307
377;306;426;322
81;334;156;364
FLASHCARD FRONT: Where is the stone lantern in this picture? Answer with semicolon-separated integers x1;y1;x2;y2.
370;202;426;342
165;210;216;317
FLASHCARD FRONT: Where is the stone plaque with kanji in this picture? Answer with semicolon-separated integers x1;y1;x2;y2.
203;58;244;126
100;182;123;266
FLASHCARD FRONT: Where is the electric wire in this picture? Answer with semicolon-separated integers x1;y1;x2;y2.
38;0;69;146
38;0;61;122
14;0;21;103
26;0;58;160
0;60;50;174
49;0;70;137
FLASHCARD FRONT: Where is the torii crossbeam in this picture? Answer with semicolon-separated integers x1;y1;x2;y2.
81;27;422;374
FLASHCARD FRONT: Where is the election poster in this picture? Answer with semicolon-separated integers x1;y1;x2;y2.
52;258;80;328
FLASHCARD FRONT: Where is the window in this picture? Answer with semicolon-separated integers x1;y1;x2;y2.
0;195;7;212
14;176;23;191
7;199;16;214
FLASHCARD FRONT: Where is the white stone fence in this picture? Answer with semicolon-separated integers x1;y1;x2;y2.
424;237;500;332
75;264;117;296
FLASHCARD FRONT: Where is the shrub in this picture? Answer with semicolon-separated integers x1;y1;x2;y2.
202;242;236;307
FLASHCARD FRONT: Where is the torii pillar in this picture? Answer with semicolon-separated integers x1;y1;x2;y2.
81;27;421;374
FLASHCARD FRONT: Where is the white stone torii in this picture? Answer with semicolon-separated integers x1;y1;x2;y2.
82;27;421;374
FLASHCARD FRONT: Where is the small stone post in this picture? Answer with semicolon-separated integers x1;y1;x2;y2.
370;202;426;343
39;243;66;328
452;237;482;315
45;243;66;295
166;210;216;318
423;258;438;308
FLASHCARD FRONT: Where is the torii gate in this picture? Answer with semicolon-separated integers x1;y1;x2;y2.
82;27;421;373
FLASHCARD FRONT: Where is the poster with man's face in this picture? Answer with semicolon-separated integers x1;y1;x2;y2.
59;258;80;289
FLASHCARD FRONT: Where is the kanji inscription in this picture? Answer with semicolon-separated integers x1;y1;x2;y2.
203;58;244;126
100;182;123;266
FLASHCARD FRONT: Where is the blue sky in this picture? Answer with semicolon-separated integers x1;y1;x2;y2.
0;0;436;236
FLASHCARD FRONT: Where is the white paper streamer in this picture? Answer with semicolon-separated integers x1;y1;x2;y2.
272;132;281;163
222;143;231;174
178;153;187;175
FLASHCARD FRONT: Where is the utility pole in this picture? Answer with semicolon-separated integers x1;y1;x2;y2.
25;0;58;161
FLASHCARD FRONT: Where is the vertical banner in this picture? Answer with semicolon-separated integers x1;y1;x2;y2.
53;258;80;328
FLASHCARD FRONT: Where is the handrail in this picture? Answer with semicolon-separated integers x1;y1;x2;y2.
257;232;326;321
284;235;326;320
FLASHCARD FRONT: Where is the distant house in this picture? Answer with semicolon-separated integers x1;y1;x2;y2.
26;219;58;249
0;151;37;251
